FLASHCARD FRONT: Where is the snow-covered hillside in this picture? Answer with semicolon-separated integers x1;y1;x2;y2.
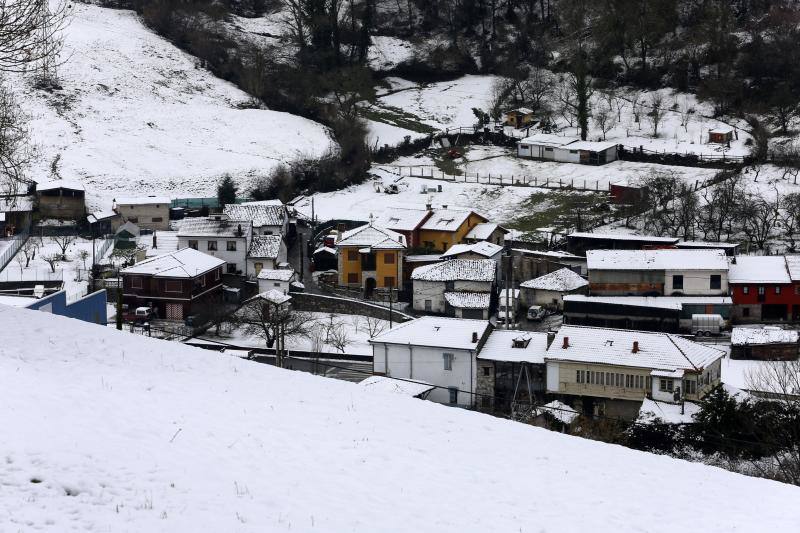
14;3;334;209
1;305;799;532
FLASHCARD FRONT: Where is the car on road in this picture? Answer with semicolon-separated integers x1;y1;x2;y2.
527;305;547;321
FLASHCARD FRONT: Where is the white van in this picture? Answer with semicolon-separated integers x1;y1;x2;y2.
691;314;724;336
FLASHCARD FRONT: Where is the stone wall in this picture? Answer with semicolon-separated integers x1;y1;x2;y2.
290;292;414;323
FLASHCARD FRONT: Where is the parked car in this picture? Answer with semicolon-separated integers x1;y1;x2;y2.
527;305;546;321
692;314;724;336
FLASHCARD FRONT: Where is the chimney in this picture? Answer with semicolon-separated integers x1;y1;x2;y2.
152;232;157;249
562;336;570;349
237;224;243;237
546;331;556;348
632;341;639;353
425;203;432;211
471;331;478;343
442;204;448;209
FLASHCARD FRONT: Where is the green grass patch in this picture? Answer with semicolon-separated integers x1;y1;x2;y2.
361;105;437;134
508;190;612;237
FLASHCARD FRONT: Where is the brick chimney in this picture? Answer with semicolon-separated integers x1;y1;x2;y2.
562;336;570;349
471;331;478;343
152;232;157;249
632;341;639;353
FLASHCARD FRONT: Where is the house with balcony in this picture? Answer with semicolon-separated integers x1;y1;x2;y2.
586;249;729;297
545;325;725;420
335;224;406;294
411;259;496;318
120;247;225;321
177;215;252;276
728;255;793;322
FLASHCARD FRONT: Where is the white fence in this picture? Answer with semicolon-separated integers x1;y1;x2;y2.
0;267;63;283
94;237;114;261
0;231;29;273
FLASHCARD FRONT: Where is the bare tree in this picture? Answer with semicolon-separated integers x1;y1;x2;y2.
0;84;33;197
42;253;59;273
678;96;693;132
779;192;800;251
20;238;38;267
14;252;24;275
698;172;745;242
0;0;70;74
326;321;351;353
630;90;643;125
236;294;310;368
593;103;615;140
363;315;387;338
647;92;665;137
740;191;781;250
50;234;75;260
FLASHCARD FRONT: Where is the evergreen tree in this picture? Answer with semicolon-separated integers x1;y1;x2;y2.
217;174;238;207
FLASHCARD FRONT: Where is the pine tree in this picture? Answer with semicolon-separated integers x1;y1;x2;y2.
217;174;238;207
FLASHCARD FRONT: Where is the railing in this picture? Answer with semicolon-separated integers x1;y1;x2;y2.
0;230;29;273
0;267;63;283
94;237;114;262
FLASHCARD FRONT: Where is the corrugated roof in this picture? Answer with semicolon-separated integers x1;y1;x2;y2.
784;255;800;281
177;217;252;238
444;292;491;309
223;203;286;228
249;235;282;258
563;295;732;310
121;247;224;278
547;325;724;372
521;268;588;292
587;249;728;271
37;179;85;192
479;330;549;364
370;316;490;350
412;259;496;282
728;255;790;284
518;133;578;147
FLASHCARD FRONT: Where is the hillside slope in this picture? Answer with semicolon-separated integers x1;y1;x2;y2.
1;304;798;532
14;3;334;209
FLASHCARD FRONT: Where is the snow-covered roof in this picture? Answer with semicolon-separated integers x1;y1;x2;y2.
359;376;434;397
114;196;170;206
420;208;479;232
508;107;534;115
676;240;739;250
569;232;679;243
240;199;283;206
479;330;549;364
728;255;790;284
313;246;336;256
513;248;585;260
223;203;286;228
518;133;578;147
405;254;442;262
370;316;490;350
444;292;491;309
566;140;619;152
637;398;699;425
0;295;37;307
412;259;496;282
249;235;282;258
87;210;118;223
257;269;295;282
521;268;588;292
336;224;406;250
709;126;734;134
537;400;579;425
121;247;224;278
465;222;507;241
731;327;799;346
441;241;503;259
3;305;800;531
177;216;252;239
587;249;728;271
37;179;85;192
547;325;725;372
785;255;800;281
255;289;291;305
563;295;732;310
376;208;429;232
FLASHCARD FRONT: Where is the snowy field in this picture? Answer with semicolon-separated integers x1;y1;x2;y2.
200;311;389;357
2;305;800;532
13;3;333;210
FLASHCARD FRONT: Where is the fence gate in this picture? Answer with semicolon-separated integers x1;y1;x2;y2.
165;303;183;321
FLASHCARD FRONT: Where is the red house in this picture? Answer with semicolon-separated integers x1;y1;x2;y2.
728;256;796;322
121;248;225;321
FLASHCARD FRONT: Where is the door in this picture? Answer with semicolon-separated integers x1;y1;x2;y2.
364;277;376;298
166;303;183;321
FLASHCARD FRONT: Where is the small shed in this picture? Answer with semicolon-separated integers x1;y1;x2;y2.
730;327;799;361
520;268;589;310
708;126;734;144
36;180;86;220
114;221;141;249
312;246;338;272
504;107;535;128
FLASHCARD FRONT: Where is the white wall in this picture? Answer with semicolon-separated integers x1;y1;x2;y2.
413;280;445;313
178;237;248;275
116;203;170;230
554;147;581;163
651;378;678;403
373;342;477;407
546;361;560;393
664;269;728;296
257;278;292;294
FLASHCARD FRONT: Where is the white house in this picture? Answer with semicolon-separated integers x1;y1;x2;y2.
520;268;589;310
369;316;491;406
411;259;496;318
516;133;618;165
257;268;296;294
247;234;287;277
545;325;725;419
587;249;729;296
224;201;288;237
113;196;171;231
177;214;252;276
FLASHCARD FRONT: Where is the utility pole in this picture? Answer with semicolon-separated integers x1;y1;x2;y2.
504;246;512;330
389;287;394;329
299;234;304;282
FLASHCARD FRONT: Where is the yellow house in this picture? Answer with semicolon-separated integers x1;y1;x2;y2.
504;107;535;128
336;224;406;294
418;208;488;253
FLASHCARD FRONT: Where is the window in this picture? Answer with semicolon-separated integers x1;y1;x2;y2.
795;286;800;295
775;285;782;294
576;370;582;383
659;379;674;392
443;353;454;371
483;366;490;377
274;283;280;287
684;379;697;395
606;372;612;386
384;276;395;288
264;231;273;235
347;273;358;284
227;241;237;251
384;253;395;264
207;240;218;251
254;262;263;274
347;250;359;261
196;275;205;288
442;242;448;250
214;269;221;281
424;300;432;311
152;217;163;223
520;144;529;149
710;275;721;290
130;206;135;210
130;276;142;289
615;373;621;387
544;147;554;152
743;286;749;294
165;280;181;293
758;285;765;295
743;307;750;317
448;387;458;404
226;263;237;274
188;240;198;250
672;275;684;290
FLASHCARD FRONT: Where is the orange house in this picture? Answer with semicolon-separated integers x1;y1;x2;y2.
335;224;406;294
418;208;488;253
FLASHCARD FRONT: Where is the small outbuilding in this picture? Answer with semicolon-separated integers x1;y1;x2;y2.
730;327;799;361
36;180;86;220
520;268;589;311
504;107;535;128
708;126;734;144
